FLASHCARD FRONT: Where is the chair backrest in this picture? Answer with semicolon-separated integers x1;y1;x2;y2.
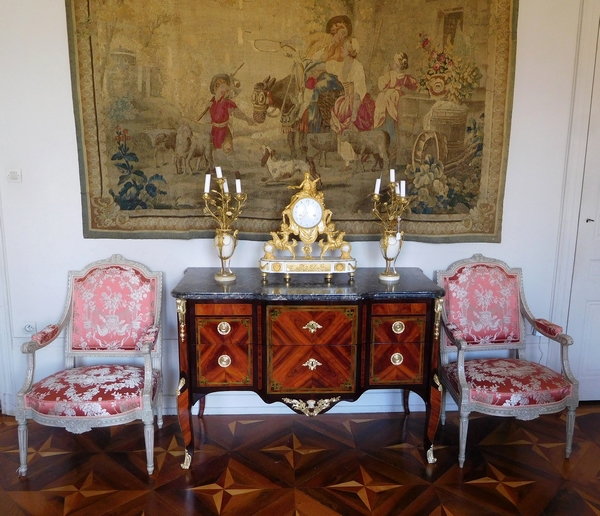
436;254;526;355
65;255;162;359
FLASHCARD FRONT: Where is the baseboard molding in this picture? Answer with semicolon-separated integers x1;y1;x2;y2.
161;391;459;416
2;391;459;418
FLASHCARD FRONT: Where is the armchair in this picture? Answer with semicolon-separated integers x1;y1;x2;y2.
436;254;578;468
15;254;163;476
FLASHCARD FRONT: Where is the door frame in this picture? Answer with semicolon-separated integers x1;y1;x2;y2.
550;0;599;371
0;190;15;414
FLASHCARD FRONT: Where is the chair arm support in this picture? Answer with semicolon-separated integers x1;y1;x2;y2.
140;326;160;402
140;325;160;352
453;337;470;391
522;313;577;384
439;319;470;391
18;323;66;404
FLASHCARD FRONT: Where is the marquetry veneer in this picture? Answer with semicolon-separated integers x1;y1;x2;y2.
172;267;444;469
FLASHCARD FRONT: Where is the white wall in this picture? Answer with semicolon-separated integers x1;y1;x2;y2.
0;1;582;415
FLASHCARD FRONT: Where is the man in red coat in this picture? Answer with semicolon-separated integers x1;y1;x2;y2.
205;73;255;154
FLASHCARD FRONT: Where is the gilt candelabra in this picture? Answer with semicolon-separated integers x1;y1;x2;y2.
371;172;410;282
203;168;247;283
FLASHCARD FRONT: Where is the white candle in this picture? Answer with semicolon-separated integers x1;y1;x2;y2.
374;177;381;195
204;173;211;193
223;179;229;193
235;171;242;193
400;180;406;197
215;166;223;178
389;169;395;183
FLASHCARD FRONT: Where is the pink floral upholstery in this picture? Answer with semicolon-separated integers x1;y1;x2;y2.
442;359;573;406
442;264;521;345
16;255;164;477
535;318;563;337
25;365;160;417
436;255;579;468
32;324;60;345
71;265;157;351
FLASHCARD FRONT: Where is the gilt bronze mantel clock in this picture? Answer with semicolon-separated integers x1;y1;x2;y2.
259;172;356;282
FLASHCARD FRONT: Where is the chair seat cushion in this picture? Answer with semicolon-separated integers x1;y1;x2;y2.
442;358;573;407
25;365;160;417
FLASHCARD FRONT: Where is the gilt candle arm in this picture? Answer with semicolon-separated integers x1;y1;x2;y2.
370;182;411;282
203;175;248;283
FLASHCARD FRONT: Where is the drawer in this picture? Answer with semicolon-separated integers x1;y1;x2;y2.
196;342;252;386
267;344;356;394
369;342;424;384
371;315;425;344
195;312;253;387
371;302;427;316
196;317;252;347
266;305;358;346
195;303;253;316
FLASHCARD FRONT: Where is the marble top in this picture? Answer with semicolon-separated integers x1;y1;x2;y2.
172;267;444;302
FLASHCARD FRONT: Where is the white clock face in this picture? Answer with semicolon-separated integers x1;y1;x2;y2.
291;197;323;228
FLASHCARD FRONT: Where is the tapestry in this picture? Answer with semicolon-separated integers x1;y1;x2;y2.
66;0;517;241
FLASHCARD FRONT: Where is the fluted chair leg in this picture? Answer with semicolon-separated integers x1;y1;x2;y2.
565;405;576;458
458;413;469;468
144;422;155;475
157;390;164;429
17;419;28;476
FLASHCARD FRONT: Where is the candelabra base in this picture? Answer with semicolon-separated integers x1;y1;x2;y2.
214;270;237;284
379;271;400;282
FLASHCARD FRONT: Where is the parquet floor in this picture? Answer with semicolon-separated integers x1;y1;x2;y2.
1;402;599;515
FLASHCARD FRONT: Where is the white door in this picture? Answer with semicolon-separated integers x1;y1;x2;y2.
567;27;600;400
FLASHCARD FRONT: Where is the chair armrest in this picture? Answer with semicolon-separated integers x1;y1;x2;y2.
528;317;574;346
140;325;160;353
21;324;62;354
532;318;562;338
141;324;159;342
440;320;468;350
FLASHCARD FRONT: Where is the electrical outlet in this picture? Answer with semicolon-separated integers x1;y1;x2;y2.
7;169;22;183
21;321;37;337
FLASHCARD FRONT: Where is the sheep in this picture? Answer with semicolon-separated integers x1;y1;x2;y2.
175;124;214;174
307;132;337;168
143;128;177;167
259;145;320;184
340;129;390;173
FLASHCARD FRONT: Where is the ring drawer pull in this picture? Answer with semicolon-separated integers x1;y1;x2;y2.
218;354;232;368
302;320;323;333
302;358;322;371
391;352;404;366
392;321;405;334
217;321;231;335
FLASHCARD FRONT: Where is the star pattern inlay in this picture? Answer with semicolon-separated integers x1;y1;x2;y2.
261;433;326;468
467;464;535;506
327;465;401;510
